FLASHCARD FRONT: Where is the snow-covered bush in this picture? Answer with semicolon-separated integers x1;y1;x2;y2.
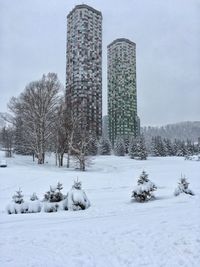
7;189;42;214
7;188;25;214
43;182;64;202
30;192;39;201
27;200;42;213
174;176;194;196
185;155;200;161
28;193;41;213
43;202;59;213
43;182;65;212
64;179;90;211
12;188;24;204
131;171;157;202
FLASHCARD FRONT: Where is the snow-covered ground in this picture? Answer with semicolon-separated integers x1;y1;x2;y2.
0;151;200;267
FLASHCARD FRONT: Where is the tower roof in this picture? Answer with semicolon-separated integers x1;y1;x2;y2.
107;38;136;48
67;4;102;18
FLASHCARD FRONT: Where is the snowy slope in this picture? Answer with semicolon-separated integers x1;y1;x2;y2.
0;152;200;267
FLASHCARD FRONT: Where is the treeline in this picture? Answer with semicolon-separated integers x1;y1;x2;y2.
112;135;200;159
142;121;200;143
0;73;199;169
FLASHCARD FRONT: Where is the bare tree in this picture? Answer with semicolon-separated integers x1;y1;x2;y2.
0;126;15;157
71;127;92;171
8;73;61;164
53;101;69;167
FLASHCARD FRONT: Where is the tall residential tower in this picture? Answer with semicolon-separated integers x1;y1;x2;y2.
66;5;102;137
107;38;139;144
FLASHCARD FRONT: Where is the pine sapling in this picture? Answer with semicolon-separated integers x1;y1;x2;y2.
30;192;38;201
43;182;64;202
174;176;194;196
132;171;157;202
66;178;90;211
12;188;24;204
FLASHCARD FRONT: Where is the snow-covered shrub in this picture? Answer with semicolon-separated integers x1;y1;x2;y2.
43;202;59;213
131;171;157;202
7;203;23;214
174;176;194;196
12;188;24;204
65;179;90;211
43;182;64;212
7;189;42;214
30;192;38;201
28;193;41;213
43;182;64;202
27;200;42;213
7;188;25;214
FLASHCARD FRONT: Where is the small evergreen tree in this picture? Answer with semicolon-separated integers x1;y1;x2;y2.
12;188;24;204
65;179;90;211
114;136;125;156
30;192;38;201
129;135;147;160
98;137;112;155
163;138;174;156
44;182;64;202
131;171;157;202
174;176;194;196
186;139;194;156
129;137;137;159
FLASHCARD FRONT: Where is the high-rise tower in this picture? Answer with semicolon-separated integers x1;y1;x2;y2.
107;38;139;144
66;5;102;137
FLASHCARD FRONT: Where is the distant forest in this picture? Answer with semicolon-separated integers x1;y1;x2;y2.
142;121;200;143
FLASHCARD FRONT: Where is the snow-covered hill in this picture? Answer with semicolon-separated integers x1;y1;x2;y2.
0;152;199;267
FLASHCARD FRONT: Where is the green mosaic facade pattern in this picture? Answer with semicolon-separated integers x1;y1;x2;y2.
107;38;139;144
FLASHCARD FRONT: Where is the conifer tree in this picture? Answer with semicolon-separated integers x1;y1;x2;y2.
12;188;24;204
65;179;90;211
131;171;157;202
44;182;64;202
30;192;38;201
174;176;194;196
129;136;147;160
114;136;125;156
98;137;112;155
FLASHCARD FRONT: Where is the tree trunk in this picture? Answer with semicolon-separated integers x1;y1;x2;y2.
60;153;64;167
55;152;58;166
80;155;85;171
38;152;44;164
67;149;71;168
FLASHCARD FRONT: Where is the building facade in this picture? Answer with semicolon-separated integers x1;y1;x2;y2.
66;4;102;137
107;38;139;144
102;115;109;139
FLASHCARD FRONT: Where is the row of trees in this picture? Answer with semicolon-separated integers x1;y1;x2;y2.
0;73;113;170
113;135;199;159
0;72;199;169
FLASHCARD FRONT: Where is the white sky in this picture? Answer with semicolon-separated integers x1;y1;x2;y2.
0;0;199;126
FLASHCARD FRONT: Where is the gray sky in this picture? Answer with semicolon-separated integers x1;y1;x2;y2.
0;0;199;126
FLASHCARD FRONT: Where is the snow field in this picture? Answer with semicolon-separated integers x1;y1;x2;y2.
0;152;200;267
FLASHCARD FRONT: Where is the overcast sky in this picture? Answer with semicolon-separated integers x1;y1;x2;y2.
0;0;199;126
